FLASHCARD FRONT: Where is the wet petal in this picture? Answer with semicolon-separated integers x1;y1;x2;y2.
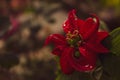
44;34;67;46
68;47;96;72
52;46;66;56
77;19;84;32
97;31;109;43
60;47;74;74
63;20;72;33
63;9;84;33
85;42;109;53
80;15;99;40
86;32;109;44
63;9;76;33
79;47;97;63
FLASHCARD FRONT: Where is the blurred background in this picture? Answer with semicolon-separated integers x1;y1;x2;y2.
0;0;120;80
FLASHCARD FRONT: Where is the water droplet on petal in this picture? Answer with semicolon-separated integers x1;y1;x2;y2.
85;64;89;67
63;24;66;27
90;66;93;69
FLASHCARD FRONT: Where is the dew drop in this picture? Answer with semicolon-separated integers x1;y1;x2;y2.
90;66;93;69
85;64;89;67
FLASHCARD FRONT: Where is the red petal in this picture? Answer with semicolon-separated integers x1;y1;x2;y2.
68;47;96;72
60;47;74;74
79;47;97;63
85;31;109;46
85;42;109;53
63;9;84;33
52;46;66;56
97;31;109;43
44;34;67;46
63;20;72;33
68;9;77;28
77;19;84;32
63;9;76;33
80;15;99;40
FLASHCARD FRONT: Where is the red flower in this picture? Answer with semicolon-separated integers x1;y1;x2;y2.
45;9;109;74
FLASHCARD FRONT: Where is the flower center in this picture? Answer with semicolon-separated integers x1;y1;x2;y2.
74;51;81;59
66;30;82;47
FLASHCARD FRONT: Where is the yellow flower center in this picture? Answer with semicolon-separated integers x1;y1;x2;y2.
66;30;83;59
66;30;82;47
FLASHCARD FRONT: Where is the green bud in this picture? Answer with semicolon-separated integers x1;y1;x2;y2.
74;51;80;59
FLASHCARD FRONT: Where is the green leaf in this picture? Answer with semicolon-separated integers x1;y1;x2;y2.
100;27;120;80
102;27;120;56
100;54;120;80
92;54;120;80
91;65;103;80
